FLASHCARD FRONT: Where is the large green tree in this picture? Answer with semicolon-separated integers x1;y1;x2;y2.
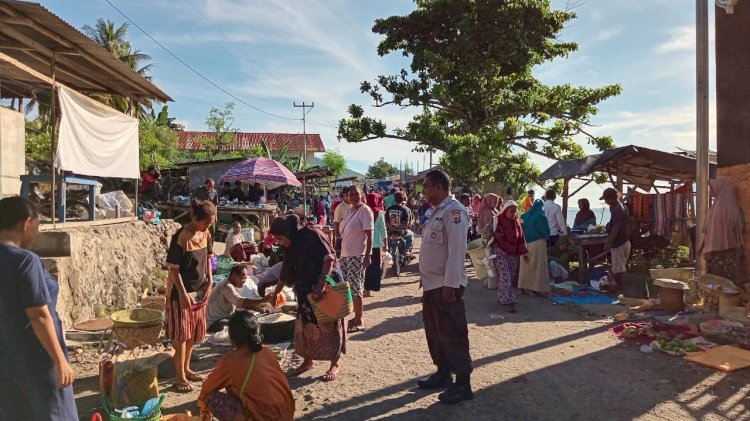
139;105;179;170
197;102;241;161
365;157;400;179
338;0;621;189
322;150;347;180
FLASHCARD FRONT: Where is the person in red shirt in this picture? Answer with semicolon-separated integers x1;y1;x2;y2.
141;165;160;201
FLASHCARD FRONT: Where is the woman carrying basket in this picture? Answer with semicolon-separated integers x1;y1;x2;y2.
268;214;345;382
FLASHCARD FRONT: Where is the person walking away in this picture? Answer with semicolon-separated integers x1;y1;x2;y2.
492;200;529;313
518;199;551;296
198;311;294;421
0;197;78;420
543;190;567;247
573;198;597;231
193;179;219;206
206;265;268;333
339;186;373;332
268;214;344;381
417;169;473;404
332;186;352;255
166;200;217;393
365;192;387;296
386;191;415;255
702;178;744;284
477;193;500;238
522;190;535;212
602;188;631;293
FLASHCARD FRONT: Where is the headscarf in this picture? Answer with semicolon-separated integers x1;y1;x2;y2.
520;199;550;243
494;200;528;256
366;192;384;219
703;177;743;255
574;198;597;228
471;194;482;217
478;193;500;230
269;214;301;239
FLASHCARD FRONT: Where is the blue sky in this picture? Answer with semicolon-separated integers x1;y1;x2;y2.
43;0;717;204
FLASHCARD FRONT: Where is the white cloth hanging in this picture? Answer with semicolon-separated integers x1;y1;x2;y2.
55;84;139;178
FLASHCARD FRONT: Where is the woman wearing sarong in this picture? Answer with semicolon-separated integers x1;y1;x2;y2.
492;200;529;313
364;192;387;296
166;199;216;393
198;311;294;421
518;199;551;296
268;214;345;381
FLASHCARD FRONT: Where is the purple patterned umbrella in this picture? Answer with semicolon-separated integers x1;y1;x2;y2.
221;157;301;190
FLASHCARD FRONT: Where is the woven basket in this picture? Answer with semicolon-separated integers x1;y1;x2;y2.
101;393;165;421
696;274;740;312
659;288;685;313
111;309;163;328
649;268;694;282
113;324;162;348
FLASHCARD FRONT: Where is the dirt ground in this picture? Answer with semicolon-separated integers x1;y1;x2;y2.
74;237;750;420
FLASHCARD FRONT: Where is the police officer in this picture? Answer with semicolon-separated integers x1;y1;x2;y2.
417;169;473;404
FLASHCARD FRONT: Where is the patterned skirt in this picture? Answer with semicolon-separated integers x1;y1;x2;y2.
165;298;207;343
493;245;519;305
295;317;346;361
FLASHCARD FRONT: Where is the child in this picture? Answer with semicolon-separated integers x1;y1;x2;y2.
198;311;294;421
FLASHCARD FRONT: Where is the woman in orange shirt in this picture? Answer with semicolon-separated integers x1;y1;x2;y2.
198;311;294;421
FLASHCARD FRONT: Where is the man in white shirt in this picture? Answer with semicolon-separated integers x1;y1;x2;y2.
543;189;567;247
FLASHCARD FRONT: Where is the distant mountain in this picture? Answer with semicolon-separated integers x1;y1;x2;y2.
313;157;364;179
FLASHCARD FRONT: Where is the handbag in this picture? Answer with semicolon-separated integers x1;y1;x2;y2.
307;276;353;323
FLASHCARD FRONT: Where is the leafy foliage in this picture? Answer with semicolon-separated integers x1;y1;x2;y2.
198;102;239;161
25;117;52;168
139;105;178;170
321;151;347;179
365;157;400;179
338;0;621;187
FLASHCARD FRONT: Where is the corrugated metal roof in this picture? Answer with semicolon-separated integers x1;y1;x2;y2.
0;0;171;101
177;131;326;153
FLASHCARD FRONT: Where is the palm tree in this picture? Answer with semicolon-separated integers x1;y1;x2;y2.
81;18;154;114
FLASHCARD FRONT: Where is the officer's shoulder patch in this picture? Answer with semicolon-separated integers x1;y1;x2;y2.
451;209;462;223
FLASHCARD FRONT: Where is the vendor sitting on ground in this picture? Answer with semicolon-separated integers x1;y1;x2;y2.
547;236;574;283
206;265;267;333
224;222;245;257
198;310;295;421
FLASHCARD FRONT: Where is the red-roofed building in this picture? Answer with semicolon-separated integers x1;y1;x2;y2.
177;131;326;164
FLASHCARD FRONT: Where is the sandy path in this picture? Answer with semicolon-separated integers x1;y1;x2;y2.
75;237;750;420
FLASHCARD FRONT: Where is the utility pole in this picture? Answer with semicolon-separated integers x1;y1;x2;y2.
294;101;314;213
695;0;709;273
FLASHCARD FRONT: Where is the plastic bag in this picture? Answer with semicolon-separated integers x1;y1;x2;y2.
382;251;393;266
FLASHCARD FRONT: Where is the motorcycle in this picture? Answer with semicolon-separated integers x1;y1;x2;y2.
388;231;414;276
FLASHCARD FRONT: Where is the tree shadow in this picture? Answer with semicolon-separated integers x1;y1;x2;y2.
364;294;421;312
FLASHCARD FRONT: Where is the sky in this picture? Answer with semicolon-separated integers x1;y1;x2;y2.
39;0;718;206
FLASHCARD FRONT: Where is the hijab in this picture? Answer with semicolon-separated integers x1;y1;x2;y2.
521;199;550;243
366;192;384;220
269;214;301;239
478;193;500;230
471;194;482;216
494;200;528;256
574;198;597;227
703;177;743;255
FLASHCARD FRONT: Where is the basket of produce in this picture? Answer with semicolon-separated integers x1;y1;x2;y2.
696;274;740;312
650;337;701;356
101;393;165;421
110;309;162;328
215;255;235;275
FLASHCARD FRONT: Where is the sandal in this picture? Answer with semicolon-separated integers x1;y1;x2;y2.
186;373;205;382
322;367;340;382
348;324;365;333
173;382;194;393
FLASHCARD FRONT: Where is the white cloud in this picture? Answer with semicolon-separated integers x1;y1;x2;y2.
595;26;623;42
655;26;695;53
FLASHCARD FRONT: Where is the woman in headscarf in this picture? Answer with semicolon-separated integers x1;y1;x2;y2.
471;194;482;217
477;193;500;237
518;199;551;296
573;198;597;231
491;200;529;313
364;192;387;297
267;214;344;381
703;177;744;284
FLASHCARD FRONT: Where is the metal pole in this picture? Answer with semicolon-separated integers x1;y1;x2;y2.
294;101;314;214
695;0;710;273
50;51;57;228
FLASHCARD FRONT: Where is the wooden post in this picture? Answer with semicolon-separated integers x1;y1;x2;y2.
132;97;138;215
50;51;57;228
562;178;570;223
616;161;624;194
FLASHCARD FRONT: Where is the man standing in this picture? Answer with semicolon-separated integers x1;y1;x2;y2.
602;188;630;293
418;169;473;404
192;178;219;205
543;189;567;247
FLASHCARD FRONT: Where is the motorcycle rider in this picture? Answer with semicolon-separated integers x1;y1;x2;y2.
386;191;414;256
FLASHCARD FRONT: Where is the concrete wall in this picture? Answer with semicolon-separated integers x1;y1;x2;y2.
33;220;181;326
0;107;25;197
186;159;243;191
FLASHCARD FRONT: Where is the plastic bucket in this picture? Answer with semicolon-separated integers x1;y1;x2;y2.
467;239;489;280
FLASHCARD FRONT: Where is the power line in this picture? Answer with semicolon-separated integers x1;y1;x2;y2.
102;0;298;121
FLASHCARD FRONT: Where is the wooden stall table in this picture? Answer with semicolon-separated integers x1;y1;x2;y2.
20;174;98;222
158;202;278;239
568;233;609;283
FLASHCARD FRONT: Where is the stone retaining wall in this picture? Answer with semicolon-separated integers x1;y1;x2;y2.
39;220;180;326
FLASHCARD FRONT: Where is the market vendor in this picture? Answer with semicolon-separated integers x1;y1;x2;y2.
224;222;245;257
602;187;631;293
206;265;268;333
141;164;160;202
169;176;190;198
572;199;597;231
547;236;574;283
229;181;247;202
